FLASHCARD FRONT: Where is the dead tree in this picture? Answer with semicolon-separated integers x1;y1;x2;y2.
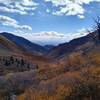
94;16;100;43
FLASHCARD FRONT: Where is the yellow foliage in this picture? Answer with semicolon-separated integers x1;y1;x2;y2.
56;84;72;97
89;66;100;76
67;52;87;68
89;51;100;65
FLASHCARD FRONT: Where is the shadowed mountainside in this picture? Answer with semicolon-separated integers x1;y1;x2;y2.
47;32;99;59
0;32;47;55
0;33;52;64
0;34;25;56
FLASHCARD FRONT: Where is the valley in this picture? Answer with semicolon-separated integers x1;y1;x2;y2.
0;30;100;100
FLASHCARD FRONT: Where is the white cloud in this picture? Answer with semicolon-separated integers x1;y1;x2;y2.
0;15;32;31
0;0;38;15
45;0;100;18
0;15;18;25
0;0;37;6
17;25;32;30
46;9;50;13
30;13;34;16
0;6;27;15
77;28;87;33
77;15;85;19
53;3;85;16
14;3;37;11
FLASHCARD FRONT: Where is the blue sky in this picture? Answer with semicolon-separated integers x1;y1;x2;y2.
0;0;100;45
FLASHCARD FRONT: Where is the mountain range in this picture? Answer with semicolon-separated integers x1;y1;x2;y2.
0;31;99;59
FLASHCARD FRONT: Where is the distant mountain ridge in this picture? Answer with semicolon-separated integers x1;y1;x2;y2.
47;32;98;58
44;45;55;51
0;31;99;59
0;32;47;55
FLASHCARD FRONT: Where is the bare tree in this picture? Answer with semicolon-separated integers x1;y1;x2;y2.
94;16;100;43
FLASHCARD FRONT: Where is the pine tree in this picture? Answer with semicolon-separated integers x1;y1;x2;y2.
10;56;14;64
20;58;25;66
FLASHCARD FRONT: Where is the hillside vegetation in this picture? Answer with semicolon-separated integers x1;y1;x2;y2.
0;34;99;100
16;46;100;100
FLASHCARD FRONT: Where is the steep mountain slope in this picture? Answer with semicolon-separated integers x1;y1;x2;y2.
0;32;47;55
48;32;96;58
0;35;24;56
0;33;52;65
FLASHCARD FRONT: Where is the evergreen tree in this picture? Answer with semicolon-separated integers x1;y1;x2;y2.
10;56;14;64
20;59;25;66
27;63;30;70
4;59;10;66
